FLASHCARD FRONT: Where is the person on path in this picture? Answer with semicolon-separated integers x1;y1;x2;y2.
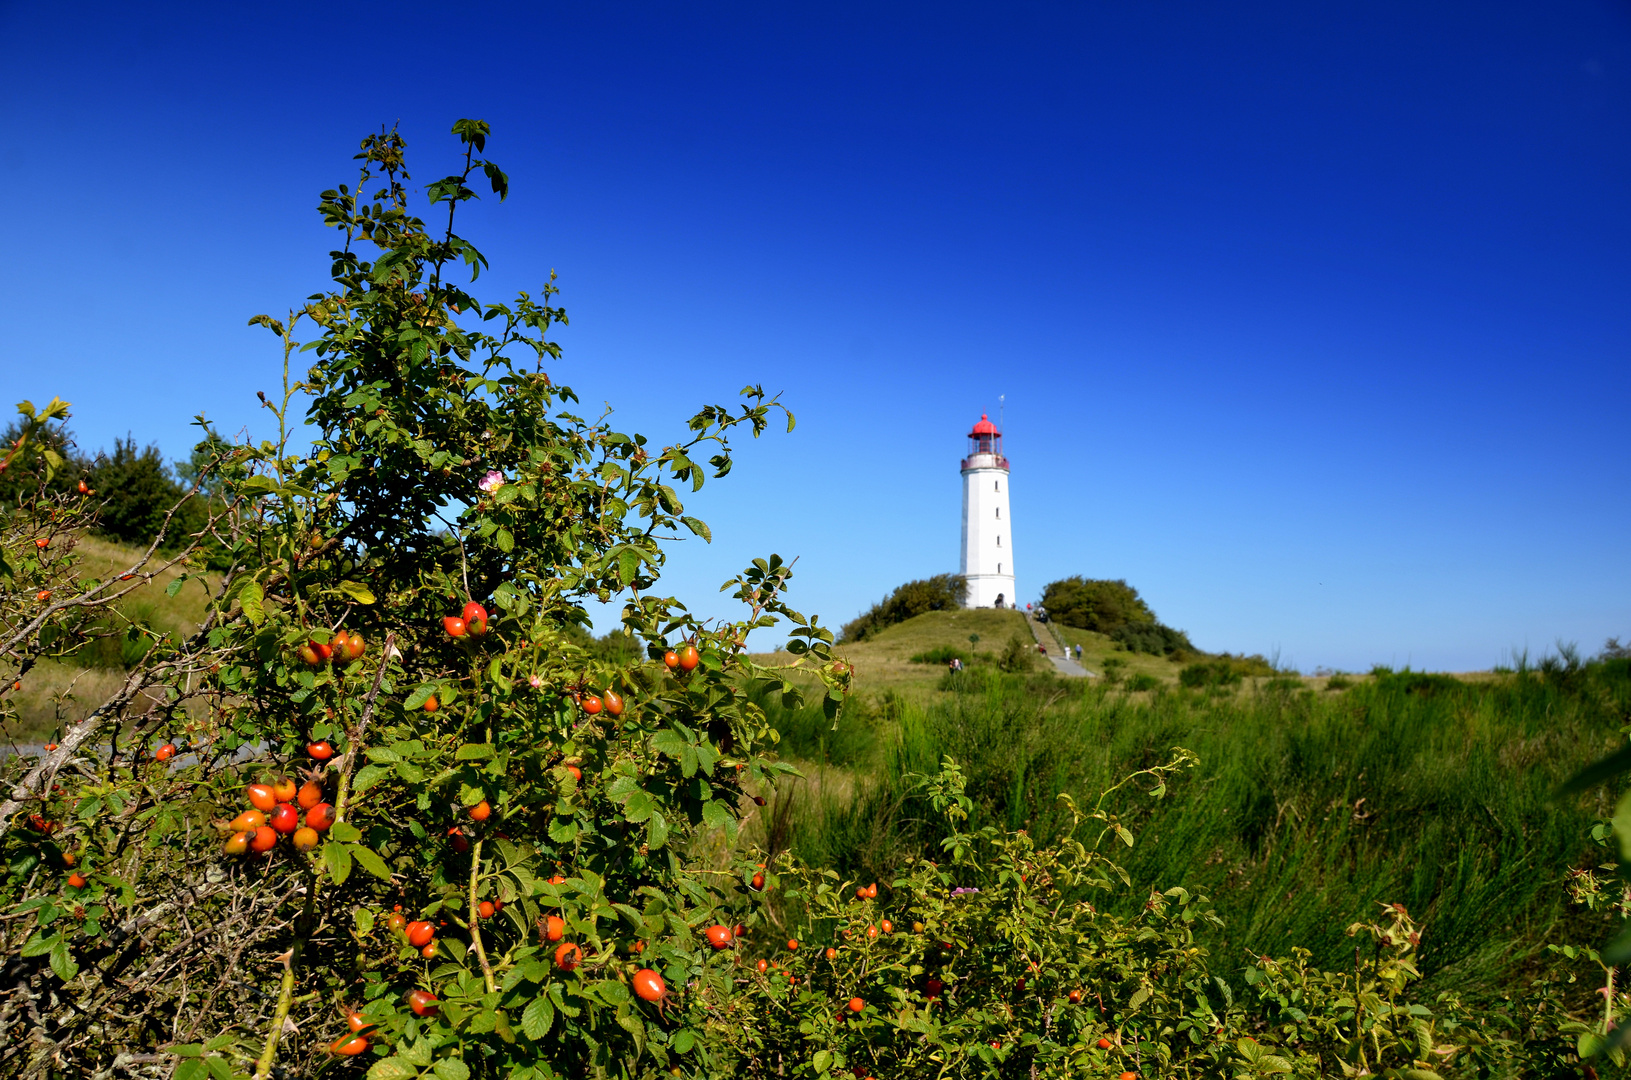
1074;644;1082;662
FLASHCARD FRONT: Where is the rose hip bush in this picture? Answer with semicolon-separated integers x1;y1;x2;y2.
0;121;847;1079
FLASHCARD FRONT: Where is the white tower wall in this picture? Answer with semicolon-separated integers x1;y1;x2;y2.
960;455;1015;609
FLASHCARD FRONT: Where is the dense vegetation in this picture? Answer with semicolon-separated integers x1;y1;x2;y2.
1040;577;1196;657
765;649;1631;1000
840;574;966;643
2;122;1628;1079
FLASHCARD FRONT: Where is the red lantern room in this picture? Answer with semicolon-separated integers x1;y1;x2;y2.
965;414;1005;465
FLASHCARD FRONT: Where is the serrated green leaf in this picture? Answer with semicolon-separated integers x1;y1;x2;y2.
366;1059;419;1080
239;580;265;626
337;580;377;604
456;743;495;760
680;516;711;543
433;1060;471;1080
353;764;391;794
522;994;555;1040
647;812;669;850
325;842;353;885
49;939;77;981
351;845;392;881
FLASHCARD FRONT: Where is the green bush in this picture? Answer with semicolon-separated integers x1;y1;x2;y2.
1324;673;1353;691
997;631;1038;673
1124;672;1159;691
1040;576;1155;633
1110;620;1194;657
909;645;971;665
1179;659;1243;688
720;759;1597;1079
841;574;966;642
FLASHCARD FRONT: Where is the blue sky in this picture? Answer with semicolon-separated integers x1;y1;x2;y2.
2;1;1627;672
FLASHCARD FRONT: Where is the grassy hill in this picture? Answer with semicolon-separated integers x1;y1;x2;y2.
751;608;1191;693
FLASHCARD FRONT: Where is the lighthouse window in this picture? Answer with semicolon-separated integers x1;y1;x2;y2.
995;507;1000;519
997;563;1002;574
994;481;1000;492
996;535;1001;547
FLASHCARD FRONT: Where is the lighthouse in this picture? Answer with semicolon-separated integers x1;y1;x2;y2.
959;414;1016;609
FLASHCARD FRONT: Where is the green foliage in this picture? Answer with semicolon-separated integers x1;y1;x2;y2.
1111;620;1194;657
997;631;1037;673
722;759;1595;1079
0;122;849;1080
1180;653;1275;687
1041;576;1155;633
840;574;966;643
0;401;77;503
1123;672;1159;691
84;436;191;546
909;645;971;666
766;660;1631;1002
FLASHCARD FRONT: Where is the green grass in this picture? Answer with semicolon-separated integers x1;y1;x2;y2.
756;634;1631;999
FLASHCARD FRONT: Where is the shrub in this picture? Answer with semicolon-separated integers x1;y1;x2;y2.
1098;656;1126;686
841;574;966;642
0;121;849;1079
1109;620;1194;657
716;758;1595;1078
909;645;971;666
1324;673;1353;690
1039;576;1155;633
997;631;1038;673
1179;659;1242;688
1124;672;1159;691
83;435;190;545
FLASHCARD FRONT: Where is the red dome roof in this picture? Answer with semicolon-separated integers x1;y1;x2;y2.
969;414;999;436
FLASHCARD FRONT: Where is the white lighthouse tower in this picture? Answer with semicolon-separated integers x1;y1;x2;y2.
959;414;1016;609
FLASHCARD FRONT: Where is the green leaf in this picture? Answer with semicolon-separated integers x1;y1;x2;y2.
325;842;353;885
354;907;375;936
521;994;555;1040
338;580;377;604
366;1059;419;1080
647;812;669;850
353;764;391;794
680;516;711;543
351;845;392;881
20;930;56;958
433;1060;471;1080
328;822;362;843
701;800;732;830
239;580;265;626
174;1061;206;1080
403;684;437;711
456;743;495;761
496;528;514;553
49;938;78;981
813;1051;833;1075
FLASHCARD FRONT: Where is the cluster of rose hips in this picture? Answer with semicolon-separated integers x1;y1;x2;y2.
297;629;366;668
662;644;701;673
328;982;440;1057
442;601;489;639
383;906;445;960
221;775;335;856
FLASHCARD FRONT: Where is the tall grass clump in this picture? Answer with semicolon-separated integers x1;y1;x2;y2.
761;659;1631;996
